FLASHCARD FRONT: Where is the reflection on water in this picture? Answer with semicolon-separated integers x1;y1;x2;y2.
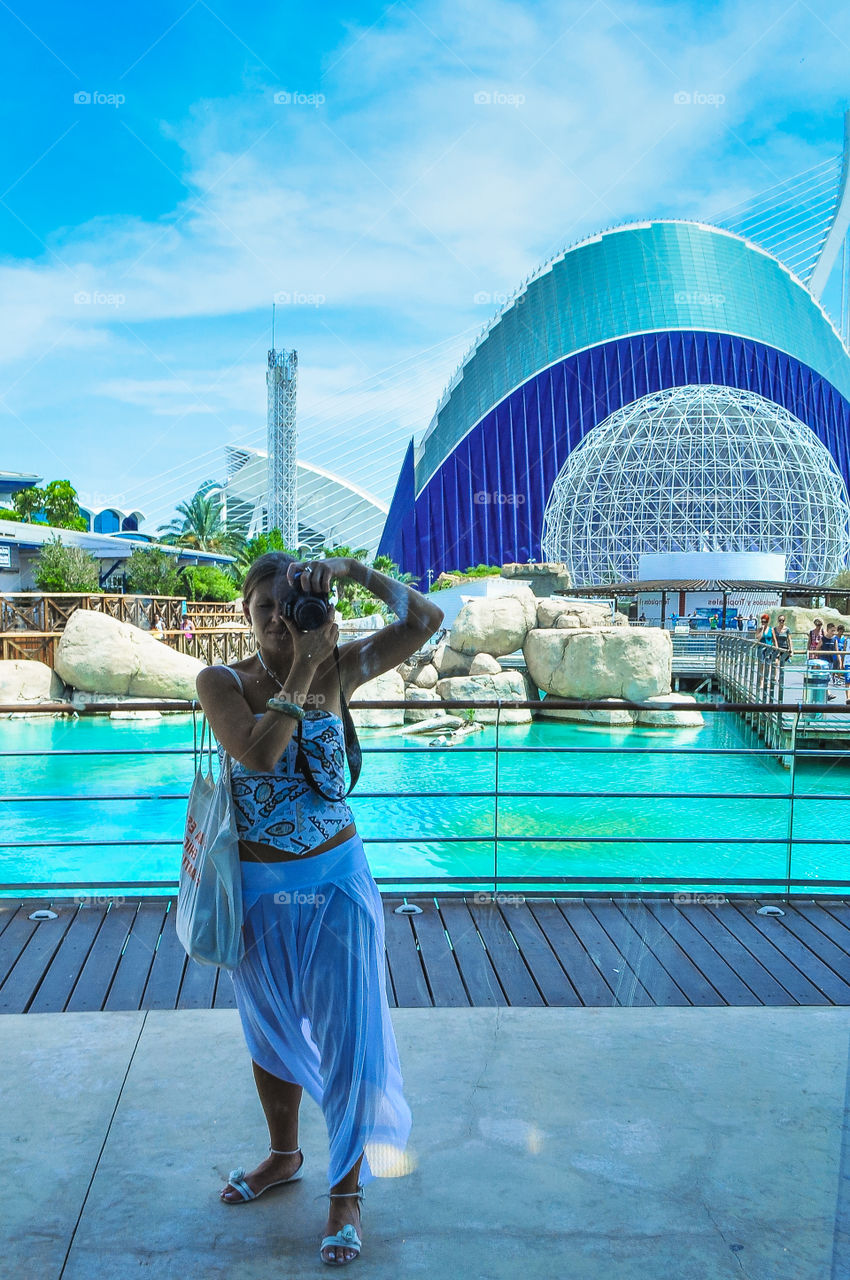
1;709;848;894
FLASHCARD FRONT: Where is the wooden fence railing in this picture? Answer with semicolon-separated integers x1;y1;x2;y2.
0;593;186;633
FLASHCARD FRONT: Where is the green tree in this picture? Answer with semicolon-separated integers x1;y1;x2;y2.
43;480;87;531
234;528;300;582
13;486;45;522
158;486;247;556
0;507;21;522
13;479;87;530
33;536;101;592
124;547;186;596
183;565;239;602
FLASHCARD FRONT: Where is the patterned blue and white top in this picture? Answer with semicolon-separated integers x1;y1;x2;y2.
217;666;355;856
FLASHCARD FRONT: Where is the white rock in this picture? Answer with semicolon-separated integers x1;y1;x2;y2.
403;686;448;722
412;663;438;688
349;668;406;727
70;690;188;710
435;671;533;723
469;652;502;675
536;697;635;726
634;693;704;728
55;610;205;700
450;586;538;656
536;598;613;629
437;645;474;677
0;659;65;704
109;710;163;721
431;640;447;672
523;627;672;701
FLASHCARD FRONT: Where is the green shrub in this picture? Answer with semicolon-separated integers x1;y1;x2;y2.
0;507;20;521
33;537;101;592
183;565;239;602
125;547;186;596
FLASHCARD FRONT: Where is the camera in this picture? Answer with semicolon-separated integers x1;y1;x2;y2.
283;584;333;631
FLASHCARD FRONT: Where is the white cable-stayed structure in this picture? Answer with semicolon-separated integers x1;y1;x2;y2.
540;386;850;585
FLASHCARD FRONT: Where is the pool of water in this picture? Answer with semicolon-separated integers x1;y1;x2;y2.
1;710;849;896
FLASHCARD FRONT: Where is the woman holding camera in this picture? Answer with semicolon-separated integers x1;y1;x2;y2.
195;552;443;1266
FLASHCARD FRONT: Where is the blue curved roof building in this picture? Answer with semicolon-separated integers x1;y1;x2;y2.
378;219;850;583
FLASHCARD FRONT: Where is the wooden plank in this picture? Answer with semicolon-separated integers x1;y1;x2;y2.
526;901;614;1006
141;905;188;1010
28;906;106;1012
556;900;656;1006
407;899;469;1007
466;900;543;1006
438;899;505;1006
383;904;431;1007
0;900;24;939
497;899;580;1006
0;905;76;1012
384;953;397;1007
678;905;813;1005
66;905;138;1012
176;956;218;1009
213;968;237;1009
793;901;850;955
741;902;850;1004
0;909;40;987
589;900;702;1007
710;903;833;1005
644;902;762;1006
104;903;168;1011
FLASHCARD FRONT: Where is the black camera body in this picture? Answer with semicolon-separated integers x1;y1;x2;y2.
284;586;333;632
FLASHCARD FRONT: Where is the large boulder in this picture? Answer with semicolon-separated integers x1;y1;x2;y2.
437;645;474;677
0;659;65;704
349;668;405;727
403;686;448;722
768;605;850;635
500;562;571;596
523;627;672;701
54;611;204;699
450;586;538;657
411;662;438;689
536;695;635;726
469;652;502;675
536;597;613;629
634;693;704;728
436;671;533;723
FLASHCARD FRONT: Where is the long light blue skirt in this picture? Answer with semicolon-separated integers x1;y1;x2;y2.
229;831;412;1187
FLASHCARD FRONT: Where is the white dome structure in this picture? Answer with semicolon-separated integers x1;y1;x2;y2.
540;385;850;584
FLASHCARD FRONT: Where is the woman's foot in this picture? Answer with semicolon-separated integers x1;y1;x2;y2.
321;1192;362;1264
220;1148;303;1202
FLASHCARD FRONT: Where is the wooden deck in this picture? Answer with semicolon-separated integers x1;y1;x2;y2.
2;894;850;1012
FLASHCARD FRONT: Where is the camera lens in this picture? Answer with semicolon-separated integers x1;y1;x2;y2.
292;595;331;631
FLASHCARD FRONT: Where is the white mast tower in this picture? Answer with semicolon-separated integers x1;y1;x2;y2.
266;306;298;547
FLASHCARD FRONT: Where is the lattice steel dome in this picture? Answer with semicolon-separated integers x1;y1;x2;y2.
540;385;850;585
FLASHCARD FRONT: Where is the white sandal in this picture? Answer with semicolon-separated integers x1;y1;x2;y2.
319;1185;364;1264
220;1145;304;1203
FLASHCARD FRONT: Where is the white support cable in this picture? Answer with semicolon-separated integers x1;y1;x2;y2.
709;155;841;222
727;191;840;244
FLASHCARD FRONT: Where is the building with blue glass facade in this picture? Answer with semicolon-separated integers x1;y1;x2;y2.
378;218;850;585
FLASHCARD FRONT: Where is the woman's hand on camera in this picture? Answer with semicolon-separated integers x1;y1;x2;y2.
281;613;339;667
285;557;349;595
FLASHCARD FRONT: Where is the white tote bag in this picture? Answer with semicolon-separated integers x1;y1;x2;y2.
177;717;244;969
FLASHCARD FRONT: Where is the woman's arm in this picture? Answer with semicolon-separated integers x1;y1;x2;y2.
286;557;444;693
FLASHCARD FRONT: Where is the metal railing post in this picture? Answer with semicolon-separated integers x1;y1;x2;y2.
785;710;798;901
493;700;501;897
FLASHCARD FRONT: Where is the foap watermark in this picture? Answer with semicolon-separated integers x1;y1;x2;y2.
273;90;325;107
473;490;526;505
473;90;525;107
672;892;726;905
74;90;125;107
472;892;526;906
74;893;126;908
674;289;725;307
273;290;326;307
73;290;126;308
273;890;327;905
673;90;725;108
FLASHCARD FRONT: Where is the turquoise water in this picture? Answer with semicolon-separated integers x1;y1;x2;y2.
1;711;849;895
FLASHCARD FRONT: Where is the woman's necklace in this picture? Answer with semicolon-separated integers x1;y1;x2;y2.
256;648;284;690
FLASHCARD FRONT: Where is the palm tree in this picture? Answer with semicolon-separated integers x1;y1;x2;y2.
158;487;247;557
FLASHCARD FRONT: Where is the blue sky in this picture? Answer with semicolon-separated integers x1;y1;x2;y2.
1;0;849;531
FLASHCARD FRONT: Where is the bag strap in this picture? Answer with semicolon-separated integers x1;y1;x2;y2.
294;645;362;801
